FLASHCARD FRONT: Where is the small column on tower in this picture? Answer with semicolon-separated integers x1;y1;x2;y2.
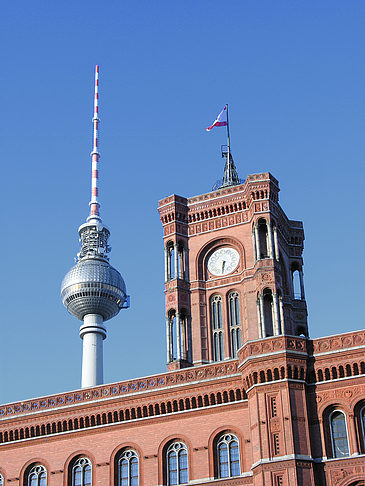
257;299;263;339
299;269;305;300
166;315;173;363
164;247;169;282
267;221;274;259
279;295;285;334
273;225;279;261
174;243;179;279
272;293;280;336
177;247;182;279
180;314;187;360
254;224;261;261
258;294;265;338
176;312;181;360
184;247;189;281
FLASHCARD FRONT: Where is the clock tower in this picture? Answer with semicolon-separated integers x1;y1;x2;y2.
158;161;308;371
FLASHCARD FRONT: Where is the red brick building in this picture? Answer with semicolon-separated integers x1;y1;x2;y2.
1;172;365;486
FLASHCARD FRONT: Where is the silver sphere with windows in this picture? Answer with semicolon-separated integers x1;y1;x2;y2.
61;258;127;322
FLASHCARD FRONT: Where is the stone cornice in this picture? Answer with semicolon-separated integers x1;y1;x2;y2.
311;330;365;356
238;335;307;367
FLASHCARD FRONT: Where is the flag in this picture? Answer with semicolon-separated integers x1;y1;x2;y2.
206;105;227;131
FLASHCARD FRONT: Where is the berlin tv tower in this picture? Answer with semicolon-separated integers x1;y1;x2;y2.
61;66;129;388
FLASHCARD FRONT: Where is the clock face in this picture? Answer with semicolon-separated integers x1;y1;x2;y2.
207;247;240;276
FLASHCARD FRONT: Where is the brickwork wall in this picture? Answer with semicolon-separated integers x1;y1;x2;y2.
1;333;365;485
1;401;251;485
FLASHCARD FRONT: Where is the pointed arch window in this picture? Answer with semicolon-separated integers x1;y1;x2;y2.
72;457;92;486
211;295;224;361
167;442;188;485
217;433;240;478
118;450;139;486
330;411;349;458
27;465;47;486
228;292;241;357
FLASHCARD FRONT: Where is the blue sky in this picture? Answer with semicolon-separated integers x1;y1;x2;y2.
1;1;365;405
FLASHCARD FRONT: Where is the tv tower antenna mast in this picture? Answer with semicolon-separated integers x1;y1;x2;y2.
90;65;100;220
61;66;129;389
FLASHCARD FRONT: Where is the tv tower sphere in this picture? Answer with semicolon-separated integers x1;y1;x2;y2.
61;236;127;323
61;65;129;389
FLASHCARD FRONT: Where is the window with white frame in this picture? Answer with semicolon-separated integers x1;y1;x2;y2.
228;291;241;357
217;433;240;478
27;465;47;486
72;457;92;486
330;411;350;458
118;450;138;486
166;442;188;485
211;295;224;361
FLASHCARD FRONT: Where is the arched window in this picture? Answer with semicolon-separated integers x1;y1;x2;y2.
211;295;224;361
292;269;301;299
167;309;190;362
71;457;92;486
166;242;176;280
291;263;304;300
217;433;240;478
263;289;274;337
27;465;47;486
177;242;186;280
228;292;241;357
117;450;139;486
166;442;188;485
179;310;189;361
330;411;349;458
258;219;268;259
359;405;365;453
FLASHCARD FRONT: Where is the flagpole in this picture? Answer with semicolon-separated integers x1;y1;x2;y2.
226;104;230;161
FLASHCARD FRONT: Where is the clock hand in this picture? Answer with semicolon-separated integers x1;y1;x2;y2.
222;260;226;273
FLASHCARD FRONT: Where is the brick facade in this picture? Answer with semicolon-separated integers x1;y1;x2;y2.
1;173;365;485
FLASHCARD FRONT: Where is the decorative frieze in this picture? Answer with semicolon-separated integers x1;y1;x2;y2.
314;384;365;404
0;361;239;420
328;461;365;484
312;330;365;354
239;336;307;362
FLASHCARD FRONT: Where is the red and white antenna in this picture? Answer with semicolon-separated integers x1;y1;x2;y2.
89;65;100;219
